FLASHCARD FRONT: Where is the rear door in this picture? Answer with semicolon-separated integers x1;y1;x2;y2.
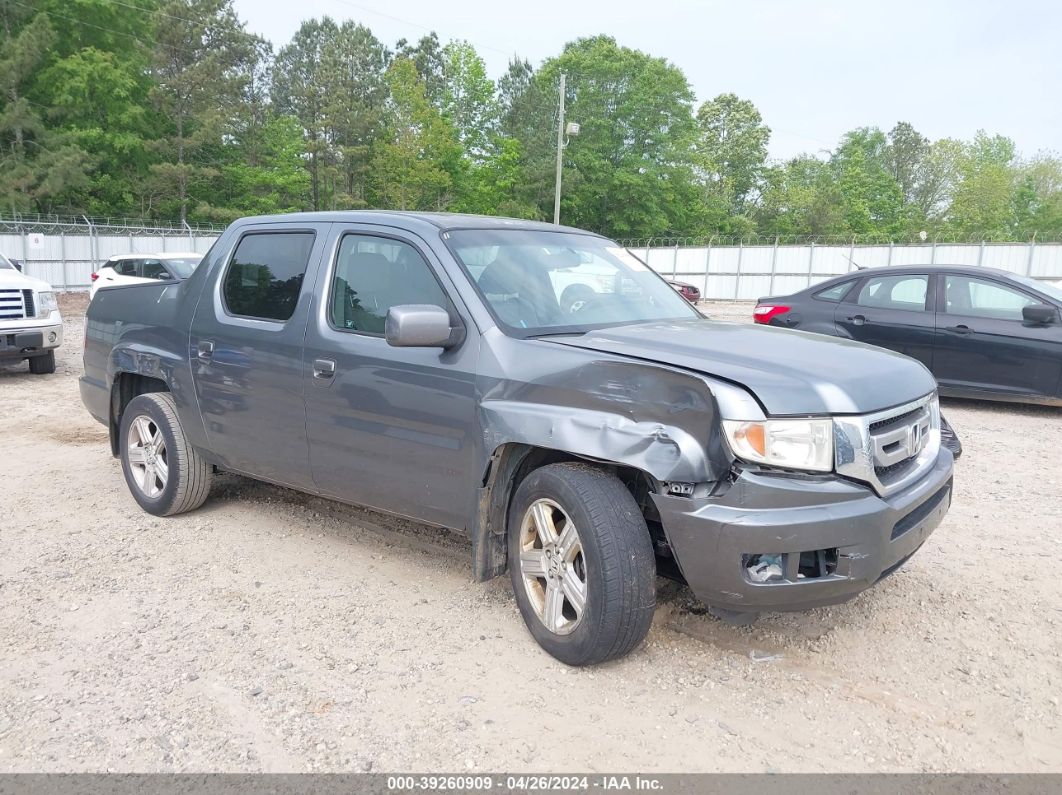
302;225;480;530
933;273;1062;398
189;222;330;490
834;271;936;368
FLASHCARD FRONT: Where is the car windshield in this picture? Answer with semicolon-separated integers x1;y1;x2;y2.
165;258;200;279
446;229;699;336
1010;273;1062;303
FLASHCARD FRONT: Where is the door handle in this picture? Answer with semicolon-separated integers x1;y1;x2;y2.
947;324;972;335
197;340;214;361
847;314;867;326
313;358;336;379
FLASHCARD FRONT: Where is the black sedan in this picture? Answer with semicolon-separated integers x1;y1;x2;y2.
754;265;1062;405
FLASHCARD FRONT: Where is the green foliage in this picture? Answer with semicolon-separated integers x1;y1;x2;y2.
529;36;703;238
0;3;1056;240
369;58;461;211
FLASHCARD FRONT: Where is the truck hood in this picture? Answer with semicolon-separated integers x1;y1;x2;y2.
541;319;937;416
0;268;50;292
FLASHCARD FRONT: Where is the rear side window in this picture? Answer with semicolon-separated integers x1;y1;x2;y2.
856;274;928;312
814;281;854;302
223;232;315;321
112;260;138;277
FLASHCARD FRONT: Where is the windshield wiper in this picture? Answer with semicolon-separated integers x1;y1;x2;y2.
524;330;588;339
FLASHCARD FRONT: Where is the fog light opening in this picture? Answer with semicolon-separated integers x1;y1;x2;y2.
48;332;57;343
744;553;785;583
797;548;838;580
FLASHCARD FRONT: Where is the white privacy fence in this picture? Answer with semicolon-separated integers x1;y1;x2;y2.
0;216;223;290
4;214;1061;298
632;241;1062;300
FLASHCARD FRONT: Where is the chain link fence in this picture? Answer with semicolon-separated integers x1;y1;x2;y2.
0;214;225;290
4;213;1062;297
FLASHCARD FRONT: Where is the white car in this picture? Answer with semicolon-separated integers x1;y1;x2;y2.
89;252;202;298
0;252;62;374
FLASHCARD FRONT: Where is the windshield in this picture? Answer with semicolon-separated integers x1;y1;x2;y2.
1011;273;1062;303
446;229;699;336
165;257;200;279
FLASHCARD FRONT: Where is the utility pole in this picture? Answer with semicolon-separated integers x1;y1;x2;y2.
553;72;566;225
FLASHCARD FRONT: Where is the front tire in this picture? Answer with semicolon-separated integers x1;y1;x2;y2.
508;463;656;666
119;392;212;516
28;351;55;374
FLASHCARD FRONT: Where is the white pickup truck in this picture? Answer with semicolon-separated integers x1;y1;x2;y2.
0;253;62;374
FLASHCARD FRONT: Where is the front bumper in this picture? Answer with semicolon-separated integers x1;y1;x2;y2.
653;446;954;613
0;322;63;359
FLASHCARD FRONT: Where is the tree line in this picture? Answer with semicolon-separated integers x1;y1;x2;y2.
1;0;1059;241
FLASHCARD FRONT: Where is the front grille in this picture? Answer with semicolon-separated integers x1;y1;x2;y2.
835;393;941;497
0;288;26;320
870;407;931;481
891;481;952;540
22;289;35;318
869;406;921;434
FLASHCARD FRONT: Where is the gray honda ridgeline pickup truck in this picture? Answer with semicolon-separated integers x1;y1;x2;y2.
81;212;956;666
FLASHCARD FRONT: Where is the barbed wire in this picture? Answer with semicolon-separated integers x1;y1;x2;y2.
618;233;1062;248
0;213;227;236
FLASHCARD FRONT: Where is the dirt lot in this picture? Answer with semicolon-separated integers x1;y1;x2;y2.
1;295;1060;773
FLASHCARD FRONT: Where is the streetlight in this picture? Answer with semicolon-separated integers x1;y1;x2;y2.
553;73;579;225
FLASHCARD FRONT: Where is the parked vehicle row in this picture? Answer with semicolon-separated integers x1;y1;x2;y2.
81;211;956;665
755;265;1062;405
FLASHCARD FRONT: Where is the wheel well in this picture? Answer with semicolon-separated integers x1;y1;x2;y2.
109;372;169;456
472;443;663;582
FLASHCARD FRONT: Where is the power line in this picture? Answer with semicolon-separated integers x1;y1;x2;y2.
321;0;516;58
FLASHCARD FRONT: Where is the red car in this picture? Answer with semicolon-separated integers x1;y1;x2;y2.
667;279;701;303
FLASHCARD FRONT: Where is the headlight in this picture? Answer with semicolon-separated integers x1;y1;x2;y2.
37;291;58;314
722;418;834;473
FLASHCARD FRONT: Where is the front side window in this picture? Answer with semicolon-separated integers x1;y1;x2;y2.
223;232;315;321
330;234;449;334
165;257;200;279
856;274;928;312
446;229;698;336
140;260;169;280
945;275;1037;321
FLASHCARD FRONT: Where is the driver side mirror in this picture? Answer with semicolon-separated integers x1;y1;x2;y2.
385;305;464;349
1022;304;1057;325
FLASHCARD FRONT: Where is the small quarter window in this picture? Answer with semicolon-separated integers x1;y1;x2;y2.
814;281;854;302
223;232;315;321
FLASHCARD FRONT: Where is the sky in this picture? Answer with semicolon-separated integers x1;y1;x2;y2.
232;0;1062;162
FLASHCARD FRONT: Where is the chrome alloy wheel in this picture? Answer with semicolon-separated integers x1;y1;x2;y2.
518;498;587;635
127;415;169;499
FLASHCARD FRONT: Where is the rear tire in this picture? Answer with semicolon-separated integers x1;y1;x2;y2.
28;351;55;374
119;392;212;516
508;462;656;666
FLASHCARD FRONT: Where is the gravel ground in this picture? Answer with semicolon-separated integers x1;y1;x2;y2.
1;295;1060;773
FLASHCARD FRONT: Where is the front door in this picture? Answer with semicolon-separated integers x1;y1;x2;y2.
933;273;1062;398
834;272;936;368
302;226;480;531
189;223;329;489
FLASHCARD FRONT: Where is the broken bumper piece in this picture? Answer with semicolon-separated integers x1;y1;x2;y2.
651;446;954;614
